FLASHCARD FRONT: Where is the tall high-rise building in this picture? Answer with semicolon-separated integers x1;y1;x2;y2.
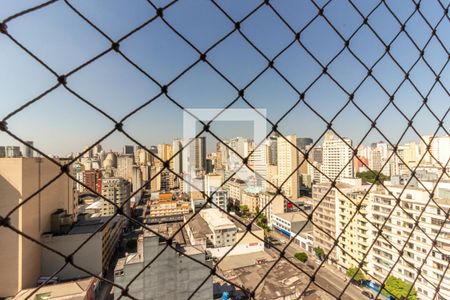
249;140;270;188
320;131;354;183
368;180;450;300
0;158;75;297
311;179;369;270
215;141;229;170
150;165;162;192
367;142;389;176
420;135;450;165
117;154;134;181
183;137;207;188
132;165;143;202
296;138;311;186
103;151;118;169
101;177;131;217
82;169;102;193
277;135;298;199
311;146;323;164
92;144;103;157
23;141;34;158
268;135;278;166
172;138;183;175
157;144;173;165
194;137;206;172
223;137;252;180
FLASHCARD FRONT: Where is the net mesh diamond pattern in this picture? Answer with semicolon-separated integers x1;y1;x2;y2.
0;0;449;299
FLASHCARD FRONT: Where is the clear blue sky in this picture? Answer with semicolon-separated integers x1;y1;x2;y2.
0;0;448;155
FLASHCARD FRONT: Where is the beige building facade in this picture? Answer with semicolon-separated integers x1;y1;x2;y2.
277;135;299;199
0;158;75;297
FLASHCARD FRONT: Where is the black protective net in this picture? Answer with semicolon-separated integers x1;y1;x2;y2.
0;0;449;299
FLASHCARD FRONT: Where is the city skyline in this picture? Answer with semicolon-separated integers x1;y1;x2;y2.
1;130;447;158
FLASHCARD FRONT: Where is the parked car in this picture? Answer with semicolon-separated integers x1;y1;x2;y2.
361;290;375;299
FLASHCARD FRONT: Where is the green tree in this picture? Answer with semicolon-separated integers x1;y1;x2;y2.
356;170;389;184
294;252;308;263
313;246;325;260
256;213;271;233
346;266;366;284
240;205;250;216
382;275;417;300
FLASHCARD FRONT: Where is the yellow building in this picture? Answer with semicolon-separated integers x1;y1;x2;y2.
336;186;370;272
241;190;259;213
277;135;299;199
148;193;190;218
312;178;370;270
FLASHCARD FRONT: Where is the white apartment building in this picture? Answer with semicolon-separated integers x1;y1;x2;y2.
226;177;246;206
420;135;450;166
101;177;131;217
185;208;264;258
320;131;354;183
277;135;299;199
272;212;314;252
389;142;420;177
368;180;450;300
204;173;227;211
199;208;237;248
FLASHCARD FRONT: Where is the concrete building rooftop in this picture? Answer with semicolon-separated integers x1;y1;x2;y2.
229;177;246;185
68;215;121;235
115;222;204;272
200;208;235;229
85;200;103;210
230;215;262;232
244;186;263;194
273;212;309;223
216;259;326;300
14;277;95;300
185;213;213;239
217;251;274;271
188;210;260;236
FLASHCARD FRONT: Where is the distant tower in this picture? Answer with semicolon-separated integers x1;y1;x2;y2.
277;135;298;199
23;141;34;158
320;131;353;182
123;145;134;156
103;151;118;169
172;139;183;175
195;137;206;173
